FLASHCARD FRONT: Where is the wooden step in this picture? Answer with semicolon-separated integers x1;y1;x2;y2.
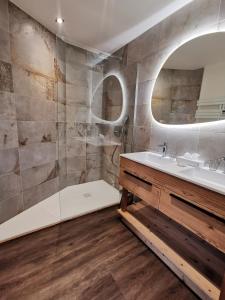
128;202;225;287
118;205;222;300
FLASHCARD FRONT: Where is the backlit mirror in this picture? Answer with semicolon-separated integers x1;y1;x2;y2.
91;74;123;122
152;32;225;124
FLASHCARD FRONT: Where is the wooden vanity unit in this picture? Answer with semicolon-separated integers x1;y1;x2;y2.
118;156;225;300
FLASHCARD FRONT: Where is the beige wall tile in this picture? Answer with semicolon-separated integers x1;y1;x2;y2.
23;178;59;210
9;3;56;77
0;172;21;202
0;193;23;224
21;161;58;191
67;156;86;174
0;61;13;92
0;91;16;120
19;142;57;170
0;148;19;175
0;28;10;63
15;95;56;121
0;0;9;31
18;121;57;146
86;167;101;182
0;120;18;150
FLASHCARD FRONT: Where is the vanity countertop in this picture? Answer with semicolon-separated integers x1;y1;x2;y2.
120;152;225;196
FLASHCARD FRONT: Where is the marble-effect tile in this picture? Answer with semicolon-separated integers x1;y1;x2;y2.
0;61;13;92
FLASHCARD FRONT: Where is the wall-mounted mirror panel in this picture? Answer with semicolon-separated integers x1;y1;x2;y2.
91;74;123;122
151;33;225;125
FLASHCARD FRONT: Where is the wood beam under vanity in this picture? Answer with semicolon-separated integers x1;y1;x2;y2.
220;274;225;300
120;188;130;211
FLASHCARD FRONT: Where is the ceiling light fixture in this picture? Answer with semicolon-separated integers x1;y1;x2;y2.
56;17;64;24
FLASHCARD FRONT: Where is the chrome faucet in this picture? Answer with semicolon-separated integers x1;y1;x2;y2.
205;157;225;172
220;157;225;173
158;142;167;157
204;159;219;171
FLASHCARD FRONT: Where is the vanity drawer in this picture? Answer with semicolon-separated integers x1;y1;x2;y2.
120;157;225;220
119;168;160;208
120;157;158;185
159;189;225;254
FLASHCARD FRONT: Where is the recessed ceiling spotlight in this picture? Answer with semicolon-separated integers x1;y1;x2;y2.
56;17;64;24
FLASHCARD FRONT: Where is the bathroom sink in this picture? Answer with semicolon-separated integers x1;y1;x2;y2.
179;167;225;187
145;152;175;166
121;151;175;167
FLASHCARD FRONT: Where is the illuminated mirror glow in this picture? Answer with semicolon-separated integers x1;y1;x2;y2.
91;72;127;125
151;32;225;125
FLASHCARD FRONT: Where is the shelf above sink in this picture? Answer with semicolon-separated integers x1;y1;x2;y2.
76;137;121;147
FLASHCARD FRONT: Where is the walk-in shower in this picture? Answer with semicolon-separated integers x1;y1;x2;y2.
0;8;134;242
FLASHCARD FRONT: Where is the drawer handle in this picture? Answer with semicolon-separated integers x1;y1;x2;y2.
169;193;225;224
124;170;152;186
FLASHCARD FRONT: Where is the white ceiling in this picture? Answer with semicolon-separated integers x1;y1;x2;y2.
164;33;225;70
11;0;193;54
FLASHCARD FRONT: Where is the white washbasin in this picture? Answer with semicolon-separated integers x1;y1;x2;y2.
179;167;225;187
146;152;175;166
124;152;175;167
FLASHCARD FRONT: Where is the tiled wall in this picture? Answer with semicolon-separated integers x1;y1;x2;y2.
10;3;59;214
0;0;22;223
0;2;69;223
0;1;107;223
64;44;97;187
57;41;107;188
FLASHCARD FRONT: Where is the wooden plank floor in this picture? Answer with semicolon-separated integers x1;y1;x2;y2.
0;206;199;300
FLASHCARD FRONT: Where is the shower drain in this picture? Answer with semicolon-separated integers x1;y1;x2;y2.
83;193;91;198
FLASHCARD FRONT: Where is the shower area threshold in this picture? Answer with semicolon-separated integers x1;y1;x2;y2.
0;180;120;244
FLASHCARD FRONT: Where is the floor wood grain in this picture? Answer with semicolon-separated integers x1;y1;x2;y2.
0;206;198;300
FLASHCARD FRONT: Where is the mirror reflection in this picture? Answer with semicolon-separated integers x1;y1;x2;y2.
152;33;225;124
92;75;123;122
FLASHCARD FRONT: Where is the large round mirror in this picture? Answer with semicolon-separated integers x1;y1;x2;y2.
91;74;123;123
151;32;225;125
